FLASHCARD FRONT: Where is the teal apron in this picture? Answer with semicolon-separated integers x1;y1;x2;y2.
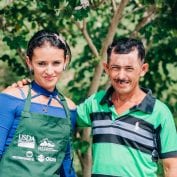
0;86;71;177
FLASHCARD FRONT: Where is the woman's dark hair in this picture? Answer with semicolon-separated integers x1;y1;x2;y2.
27;29;71;62
107;37;145;63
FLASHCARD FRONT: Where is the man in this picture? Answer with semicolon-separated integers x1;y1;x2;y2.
77;38;177;177
13;38;177;177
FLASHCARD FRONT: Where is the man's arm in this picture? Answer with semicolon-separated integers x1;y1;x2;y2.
162;157;177;177
11;78;31;88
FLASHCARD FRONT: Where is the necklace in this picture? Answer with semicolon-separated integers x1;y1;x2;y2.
43;107;48;113
40;97;50;113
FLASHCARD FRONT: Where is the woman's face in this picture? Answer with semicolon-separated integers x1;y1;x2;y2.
26;44;67;91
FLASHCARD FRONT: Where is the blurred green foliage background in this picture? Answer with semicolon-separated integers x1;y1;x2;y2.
0;0;177;176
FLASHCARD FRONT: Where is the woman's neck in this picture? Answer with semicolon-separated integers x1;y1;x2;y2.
31;80;58;97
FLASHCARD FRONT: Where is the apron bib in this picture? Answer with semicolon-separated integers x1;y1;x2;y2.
0;86;71;177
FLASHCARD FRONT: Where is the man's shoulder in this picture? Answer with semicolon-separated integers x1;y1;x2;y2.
154;98;172;114
77;89;107;109
86;89;107;102
142;88;172;114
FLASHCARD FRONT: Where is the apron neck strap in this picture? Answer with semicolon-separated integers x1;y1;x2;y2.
23;84;71;119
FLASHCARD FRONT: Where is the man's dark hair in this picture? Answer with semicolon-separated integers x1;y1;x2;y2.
107;38;145;63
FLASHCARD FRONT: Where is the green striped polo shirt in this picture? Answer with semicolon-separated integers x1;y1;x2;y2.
77;87;177;177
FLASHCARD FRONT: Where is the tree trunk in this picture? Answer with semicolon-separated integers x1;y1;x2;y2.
82;128;92;177
82;1;130;177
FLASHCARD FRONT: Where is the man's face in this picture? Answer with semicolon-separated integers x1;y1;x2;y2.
103;49;148;96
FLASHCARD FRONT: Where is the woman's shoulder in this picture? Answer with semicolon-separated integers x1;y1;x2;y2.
65;97;76;110
1;85;29;99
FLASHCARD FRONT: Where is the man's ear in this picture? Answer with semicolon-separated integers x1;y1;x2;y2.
140;63;149;77
103;62;109;74
26;56;32;70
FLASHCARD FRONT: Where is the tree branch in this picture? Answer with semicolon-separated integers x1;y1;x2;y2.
90;0;107;9
130;5;156;38
0;16;4;29
123;6;145;18
82;19;99;57
73;18;99;57
111;0;117;13
87;0;130;96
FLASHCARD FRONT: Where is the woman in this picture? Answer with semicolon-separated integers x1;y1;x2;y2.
0;30;77;177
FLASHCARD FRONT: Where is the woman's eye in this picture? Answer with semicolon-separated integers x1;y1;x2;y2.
38;62;46;66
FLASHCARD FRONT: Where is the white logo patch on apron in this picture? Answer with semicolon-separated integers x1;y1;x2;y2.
18;134;35;149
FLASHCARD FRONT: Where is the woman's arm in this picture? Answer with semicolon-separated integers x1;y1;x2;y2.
0;93;18;157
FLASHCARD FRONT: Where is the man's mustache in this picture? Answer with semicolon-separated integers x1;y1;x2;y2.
114;79;129;83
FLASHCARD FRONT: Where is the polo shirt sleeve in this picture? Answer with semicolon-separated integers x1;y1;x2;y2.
76;95;95;127
158;101;177;159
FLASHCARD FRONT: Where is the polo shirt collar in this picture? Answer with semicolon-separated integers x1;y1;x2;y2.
100;86;156;114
